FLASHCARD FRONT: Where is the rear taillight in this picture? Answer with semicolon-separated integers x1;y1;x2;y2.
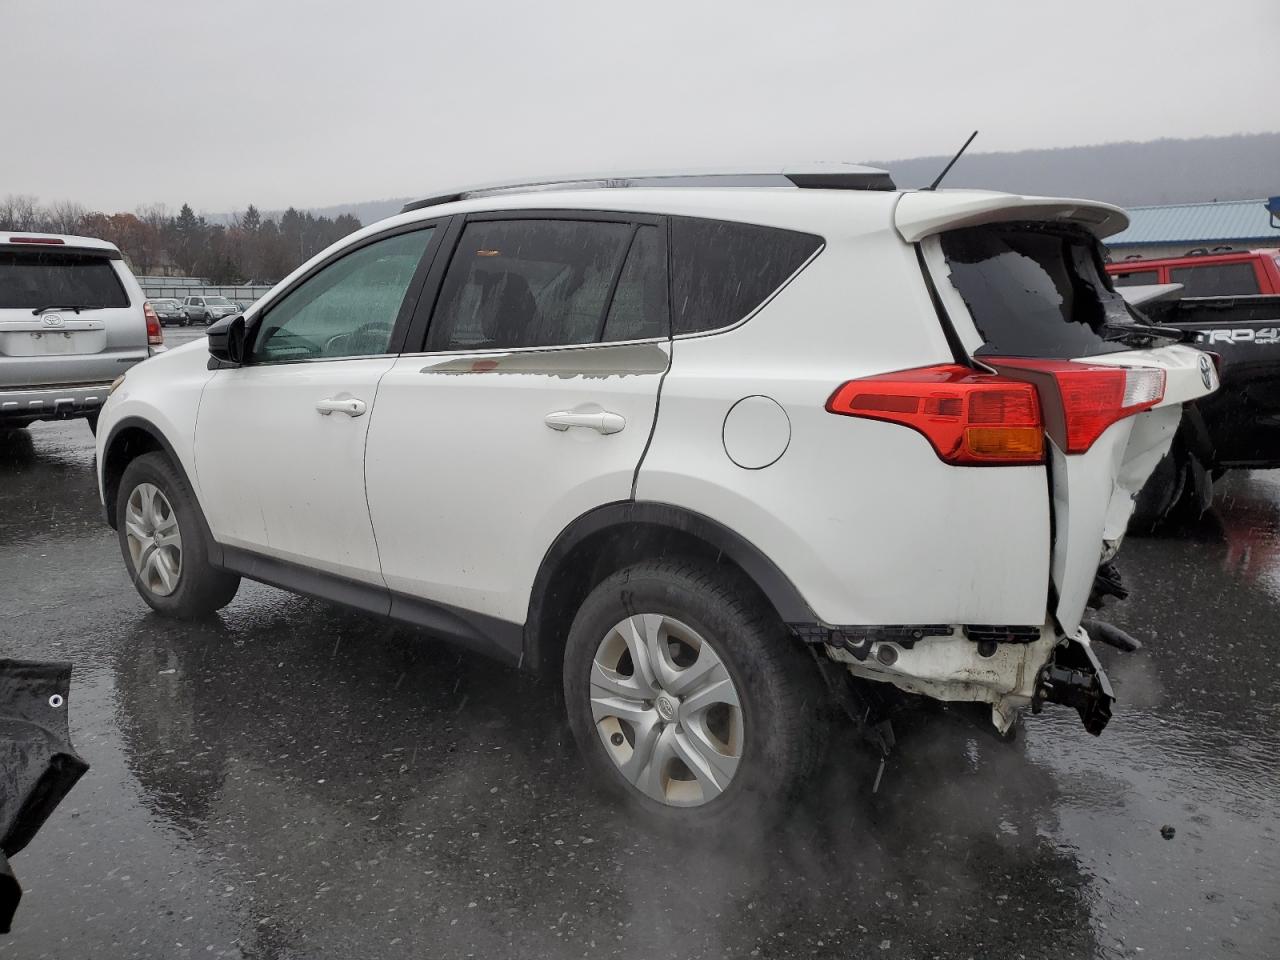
144;302;164;346
7;236;64;244
987;359;1165;454
826;364;1044;465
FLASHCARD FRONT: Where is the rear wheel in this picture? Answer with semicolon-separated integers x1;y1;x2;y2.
563;559;827;828
116;452;240;618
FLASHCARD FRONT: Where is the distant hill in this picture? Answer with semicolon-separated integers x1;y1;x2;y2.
871;132;1280;206
290;133;1279;225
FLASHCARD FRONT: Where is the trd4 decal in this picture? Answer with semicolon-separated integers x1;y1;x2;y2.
1197;328;1280;345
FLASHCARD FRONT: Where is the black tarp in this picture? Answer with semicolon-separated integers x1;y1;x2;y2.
0;659;89;933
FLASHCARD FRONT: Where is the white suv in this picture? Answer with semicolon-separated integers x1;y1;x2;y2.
95;169;1216;824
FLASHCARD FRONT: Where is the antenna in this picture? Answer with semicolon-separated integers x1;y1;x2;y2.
926;130;979;191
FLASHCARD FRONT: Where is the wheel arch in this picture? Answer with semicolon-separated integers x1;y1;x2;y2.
101;417;222;565
523;501;818;674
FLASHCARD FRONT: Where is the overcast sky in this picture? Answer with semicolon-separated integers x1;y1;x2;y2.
5;0;1277;214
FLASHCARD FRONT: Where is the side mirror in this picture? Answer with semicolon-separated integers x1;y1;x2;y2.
207;314;251;369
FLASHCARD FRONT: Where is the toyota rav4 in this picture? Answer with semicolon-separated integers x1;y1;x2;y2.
95;169;1216;824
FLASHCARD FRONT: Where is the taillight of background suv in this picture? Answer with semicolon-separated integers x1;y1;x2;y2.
143;302;164;346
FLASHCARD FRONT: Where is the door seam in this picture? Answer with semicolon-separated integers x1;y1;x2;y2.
630;339;673;499
362;360;398;590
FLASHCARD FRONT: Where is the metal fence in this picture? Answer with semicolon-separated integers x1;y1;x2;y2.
136;276;273;304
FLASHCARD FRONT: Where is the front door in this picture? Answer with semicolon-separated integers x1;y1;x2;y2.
365;215;670;644
195;225;440;587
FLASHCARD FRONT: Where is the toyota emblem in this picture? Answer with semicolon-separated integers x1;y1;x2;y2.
1198;353;1213;390
41;314;64;327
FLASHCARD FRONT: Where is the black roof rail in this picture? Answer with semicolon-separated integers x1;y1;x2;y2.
399;165;896;214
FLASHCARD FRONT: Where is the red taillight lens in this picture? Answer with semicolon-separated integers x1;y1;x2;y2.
987;359;1165;454
7;236;64;244
143;302;164;346
826;364;1044;465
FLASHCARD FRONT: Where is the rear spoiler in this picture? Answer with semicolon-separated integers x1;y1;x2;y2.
0;242;122;260
895;191;1129;243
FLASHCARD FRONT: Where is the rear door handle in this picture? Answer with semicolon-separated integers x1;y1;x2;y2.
544;410;626;435
316;397;367;417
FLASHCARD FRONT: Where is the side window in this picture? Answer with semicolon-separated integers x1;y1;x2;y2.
602;225;668;342
669;217;822;335
427;219;632;351
252;228;435;363
1110;269;1159;287
1170;262;1261;297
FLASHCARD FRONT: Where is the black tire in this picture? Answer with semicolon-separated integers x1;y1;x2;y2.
562;558;828;829
85;412;99;436
116;451;240;618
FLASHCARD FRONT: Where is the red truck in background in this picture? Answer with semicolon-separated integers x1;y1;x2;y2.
1103;248;1280;529
1108;249;1280;297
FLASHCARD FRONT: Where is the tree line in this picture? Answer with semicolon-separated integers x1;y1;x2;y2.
0;195;362;284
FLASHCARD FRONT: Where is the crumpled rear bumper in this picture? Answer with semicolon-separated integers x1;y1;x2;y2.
1032;632;1115;735
822;624;1114;736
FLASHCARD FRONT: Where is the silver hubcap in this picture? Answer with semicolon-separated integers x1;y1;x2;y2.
124;482;182;597
590;614;744;807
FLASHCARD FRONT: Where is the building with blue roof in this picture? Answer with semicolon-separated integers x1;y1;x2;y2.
1106;197;1280;260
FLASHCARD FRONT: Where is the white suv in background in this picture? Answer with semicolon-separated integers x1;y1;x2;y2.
95;169;1216;825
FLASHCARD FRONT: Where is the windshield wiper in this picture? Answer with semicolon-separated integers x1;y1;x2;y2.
30;304;104;316
1101;321;1192;345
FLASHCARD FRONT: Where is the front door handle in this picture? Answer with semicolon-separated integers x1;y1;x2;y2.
544;410;626;435
316;397;367;417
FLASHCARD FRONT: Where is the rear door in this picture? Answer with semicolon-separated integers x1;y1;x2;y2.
918;220;1215;633
364;213;670;645
0;243;147;388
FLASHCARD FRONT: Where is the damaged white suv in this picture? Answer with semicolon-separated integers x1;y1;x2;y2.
96;168;1216;824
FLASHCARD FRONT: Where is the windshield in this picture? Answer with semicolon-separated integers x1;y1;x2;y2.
0;249;129;310
206;297;233;306
940;224;1130;358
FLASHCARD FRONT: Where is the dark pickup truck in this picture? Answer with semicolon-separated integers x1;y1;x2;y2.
1127;292;1280;527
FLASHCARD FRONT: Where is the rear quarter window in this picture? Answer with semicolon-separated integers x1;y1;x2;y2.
668;217;822;335
0;250;128;309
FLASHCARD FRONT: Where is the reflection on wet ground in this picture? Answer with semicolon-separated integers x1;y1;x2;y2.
1;422;1277;959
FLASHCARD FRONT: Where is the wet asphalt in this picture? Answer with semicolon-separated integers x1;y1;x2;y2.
1;340;1277;959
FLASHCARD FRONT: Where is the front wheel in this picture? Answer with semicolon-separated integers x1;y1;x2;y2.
563;559;828;828
116;452;240;618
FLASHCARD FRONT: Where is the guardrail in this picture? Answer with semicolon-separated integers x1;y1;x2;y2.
139;280;273;303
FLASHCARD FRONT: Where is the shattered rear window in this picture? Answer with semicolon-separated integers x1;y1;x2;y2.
941;225;1128;359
